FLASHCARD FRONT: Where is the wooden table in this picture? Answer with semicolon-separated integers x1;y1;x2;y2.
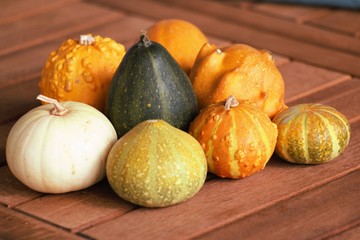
1;0;360;239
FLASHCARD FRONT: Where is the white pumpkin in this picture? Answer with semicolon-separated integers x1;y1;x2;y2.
6;95;117;193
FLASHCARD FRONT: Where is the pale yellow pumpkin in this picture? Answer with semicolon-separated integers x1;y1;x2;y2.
6;95;117;193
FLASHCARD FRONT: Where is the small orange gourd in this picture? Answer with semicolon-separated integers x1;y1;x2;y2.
189;96;278;179
146;19;208;75
190;43;286;118
39;34;126;112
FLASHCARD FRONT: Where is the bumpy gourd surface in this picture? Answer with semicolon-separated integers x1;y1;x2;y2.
39;36;125;111
106;120;207;207
273;103;351;164
189;100;278;179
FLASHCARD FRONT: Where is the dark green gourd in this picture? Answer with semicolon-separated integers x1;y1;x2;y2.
105;33;199;138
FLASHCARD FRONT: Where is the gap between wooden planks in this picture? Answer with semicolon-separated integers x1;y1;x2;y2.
0;2;124;57
88;0;360;77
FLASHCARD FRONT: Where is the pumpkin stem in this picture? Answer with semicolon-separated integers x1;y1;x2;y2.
79;35;95;46
37;94;68;116
139;30;152;48
224;96;239;110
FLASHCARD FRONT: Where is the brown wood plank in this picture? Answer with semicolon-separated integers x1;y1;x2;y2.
279;61;352;103
248;2;332;23
0;15;148;88
0;205;84;240
289;78;360;123
0;2;124;57
194;170;360;240
81;120;360;239
0;0;80;25
0;15;231;89
0;167;42;208
0;122;14;167
88;0;360;77
0;78;40;124
308;10;360;37
155;0;360;56
328;223;360;240
16;180;136;232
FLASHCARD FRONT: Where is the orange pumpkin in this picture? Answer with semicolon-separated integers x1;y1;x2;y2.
146;19;208;75
189;96;278;179
39;34;126;112
190;43;286;118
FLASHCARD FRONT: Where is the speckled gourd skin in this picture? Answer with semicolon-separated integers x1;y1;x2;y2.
39;35;125;111
106;120;207;208
272;103;351;164
105;34;198;138
189;99;278;179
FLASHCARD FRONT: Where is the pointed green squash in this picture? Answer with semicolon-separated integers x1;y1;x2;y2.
105;33;199;137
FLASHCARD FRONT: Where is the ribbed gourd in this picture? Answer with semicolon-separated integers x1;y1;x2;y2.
106;120;207;207
189;96;278;179
105;33;198;138
272;103;351;164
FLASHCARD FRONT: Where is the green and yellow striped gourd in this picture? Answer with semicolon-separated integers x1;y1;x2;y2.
272;103;351;164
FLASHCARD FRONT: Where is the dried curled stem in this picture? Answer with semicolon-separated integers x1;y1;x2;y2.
79;35;95;46
139;30;152;48
224;96;239;110
37;94;68;116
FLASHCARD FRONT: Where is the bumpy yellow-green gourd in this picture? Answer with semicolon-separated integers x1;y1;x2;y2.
272;103;351;164
106;120;207;208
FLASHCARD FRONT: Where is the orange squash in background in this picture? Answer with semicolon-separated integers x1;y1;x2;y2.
190;43;286;118
146;19;208;75
39;34;125;112
189;96;278;179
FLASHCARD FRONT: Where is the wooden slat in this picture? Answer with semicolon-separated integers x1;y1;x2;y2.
0;0;80;25
16;180;136;233
0;167;42;208
0;14;233;89
0;78;40;125
81;120;360;239
279;61;352;103
157;0;360;56
248;2;332;23
88;0;360;77
0;122;14;167
328;223;360;240
0;2;124;57
307;10;360;37
194;170;360;240
289;78;360;123
0;205;83;240
0;15;149;88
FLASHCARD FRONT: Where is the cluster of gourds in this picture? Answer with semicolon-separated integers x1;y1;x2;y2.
6;19;351;208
